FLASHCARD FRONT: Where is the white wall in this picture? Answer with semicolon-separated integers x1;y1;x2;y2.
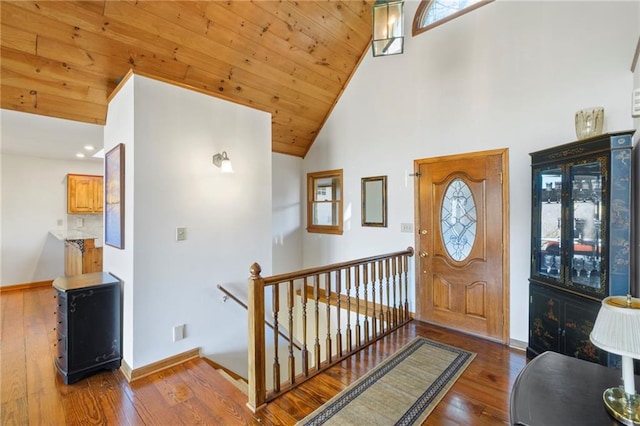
103;77;136;363
104;74;272;369
0;154;102;285
272;153;304;274
303;1;639;343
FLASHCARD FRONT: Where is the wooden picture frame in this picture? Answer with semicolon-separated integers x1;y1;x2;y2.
105;143;125;249
361;176;387;227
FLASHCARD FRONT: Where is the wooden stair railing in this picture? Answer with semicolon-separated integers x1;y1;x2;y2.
247;247;414;412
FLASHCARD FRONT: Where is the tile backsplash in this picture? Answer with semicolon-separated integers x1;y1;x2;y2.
67;213;103;246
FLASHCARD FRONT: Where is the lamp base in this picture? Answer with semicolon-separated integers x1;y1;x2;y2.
603;387;640;425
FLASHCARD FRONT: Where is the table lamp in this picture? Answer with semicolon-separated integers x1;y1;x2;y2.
590;295;640;425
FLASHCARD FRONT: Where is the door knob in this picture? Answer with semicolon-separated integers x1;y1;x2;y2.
420;229;428;235
420;251;428;258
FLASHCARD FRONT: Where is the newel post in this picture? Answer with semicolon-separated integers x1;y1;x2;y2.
247;263;266;412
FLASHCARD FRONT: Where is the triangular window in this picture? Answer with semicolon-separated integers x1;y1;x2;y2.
413;0;494;36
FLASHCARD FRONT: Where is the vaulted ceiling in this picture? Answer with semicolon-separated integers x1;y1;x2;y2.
1;1;375;157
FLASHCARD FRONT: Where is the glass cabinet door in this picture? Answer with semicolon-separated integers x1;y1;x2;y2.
569;161;604;291
537;168;563;280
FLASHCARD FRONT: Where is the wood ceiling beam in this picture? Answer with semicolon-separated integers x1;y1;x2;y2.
2;84;106;125
1;66;107;105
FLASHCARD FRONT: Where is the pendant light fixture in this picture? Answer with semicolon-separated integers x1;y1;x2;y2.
372;0;404;57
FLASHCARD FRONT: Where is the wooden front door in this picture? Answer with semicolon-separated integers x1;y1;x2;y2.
415;149;509;343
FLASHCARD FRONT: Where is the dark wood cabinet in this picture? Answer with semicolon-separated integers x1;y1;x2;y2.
529;282;606;365
528;130;635;366
53;272;122;384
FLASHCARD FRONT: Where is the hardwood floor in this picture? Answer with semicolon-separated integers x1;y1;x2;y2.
1;286;526;425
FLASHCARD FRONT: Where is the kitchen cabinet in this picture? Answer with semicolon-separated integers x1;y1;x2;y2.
53;272;122;384
67;174;103;214
64;239;102;276
527;130;635;366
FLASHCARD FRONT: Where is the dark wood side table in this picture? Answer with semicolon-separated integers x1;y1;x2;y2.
53;272;122;384
510;351;640;425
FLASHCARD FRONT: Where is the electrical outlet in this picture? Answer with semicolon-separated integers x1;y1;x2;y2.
57;219;63;226
400;223;414;233
176;227;186;241
173;324;185;341
76;218;84;228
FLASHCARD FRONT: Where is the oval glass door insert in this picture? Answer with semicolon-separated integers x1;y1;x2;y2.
441;178;477;261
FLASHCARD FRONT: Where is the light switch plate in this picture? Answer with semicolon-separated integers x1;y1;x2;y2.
632;88;640;118
176;227;186;241
172;324;185;341
400;223;413;233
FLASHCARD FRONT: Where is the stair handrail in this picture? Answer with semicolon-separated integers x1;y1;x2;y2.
261;247;414;284
217;284;302;351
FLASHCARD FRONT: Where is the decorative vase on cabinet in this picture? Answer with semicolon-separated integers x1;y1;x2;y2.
527;130;635;367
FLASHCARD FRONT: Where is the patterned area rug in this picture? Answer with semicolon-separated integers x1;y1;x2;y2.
296;337;475;426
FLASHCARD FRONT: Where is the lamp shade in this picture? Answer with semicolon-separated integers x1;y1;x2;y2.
590;295;640;359
220;157;234;173
212;151;234;173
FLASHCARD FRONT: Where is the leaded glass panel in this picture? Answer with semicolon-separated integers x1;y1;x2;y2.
441;178;477;261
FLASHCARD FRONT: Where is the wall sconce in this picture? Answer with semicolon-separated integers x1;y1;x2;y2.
372;0;404;57
212;151;234;173
590;295;640;425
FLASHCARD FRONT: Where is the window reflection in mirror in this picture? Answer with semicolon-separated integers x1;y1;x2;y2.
361;176;387;227
307;169;343;234
539;168;562;279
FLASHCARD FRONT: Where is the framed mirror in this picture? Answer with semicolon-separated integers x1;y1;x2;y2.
361;176;387;227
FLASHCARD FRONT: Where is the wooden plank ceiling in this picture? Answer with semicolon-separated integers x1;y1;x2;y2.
0;1;375;157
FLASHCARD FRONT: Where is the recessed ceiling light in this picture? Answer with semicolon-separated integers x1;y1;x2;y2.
84;145;95;151
76;153;85;158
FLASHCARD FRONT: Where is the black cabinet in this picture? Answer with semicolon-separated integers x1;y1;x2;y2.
528;282;606;365
53;272;122;384
528;131;635;366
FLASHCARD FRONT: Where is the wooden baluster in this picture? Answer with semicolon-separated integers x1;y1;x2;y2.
355;265;361;348
248;263;266;411
335;269;343;357
392;256;398;326
363;264;369;343
301;277;309;377
272;283;281;392
378;260;384;334
345;267;352;353
385;258;391;331
325;272;332;363
287;280;295;385
371;262;377;339
403;253;410;319
398;254;404;323
313;274;321;370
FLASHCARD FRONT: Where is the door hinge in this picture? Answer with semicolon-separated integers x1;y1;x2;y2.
410;172;422;177
499;172;503;184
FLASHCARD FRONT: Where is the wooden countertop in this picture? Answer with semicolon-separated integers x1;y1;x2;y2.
53;272;119;292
